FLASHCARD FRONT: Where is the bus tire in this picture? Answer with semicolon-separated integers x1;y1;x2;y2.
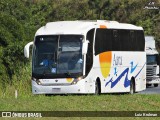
130;79;135;94
154;84;158;87
95;80;101;95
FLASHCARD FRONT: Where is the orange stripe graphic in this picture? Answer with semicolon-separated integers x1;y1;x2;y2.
99;52;112;78
100;25;107;28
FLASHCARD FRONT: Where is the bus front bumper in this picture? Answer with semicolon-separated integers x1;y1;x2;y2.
146;76;160;84
32;80;86;94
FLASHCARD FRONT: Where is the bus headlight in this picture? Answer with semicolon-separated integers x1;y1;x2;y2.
71;77;83;85
32;77;42;85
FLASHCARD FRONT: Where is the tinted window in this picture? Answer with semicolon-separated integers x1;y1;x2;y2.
95;29;145;55
136;30;145;51
95;29;112;55
86;29;94;75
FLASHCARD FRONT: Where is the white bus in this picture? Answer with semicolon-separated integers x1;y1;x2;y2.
24;20;146;94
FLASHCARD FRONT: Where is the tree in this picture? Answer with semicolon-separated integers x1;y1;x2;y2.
88;0;110;19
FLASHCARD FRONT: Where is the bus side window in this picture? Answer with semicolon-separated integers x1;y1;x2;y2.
86;29;94;76
130;30;135;51
112;30;120;51
95;29;106;55
136;30;145;51
113;30;118;38
95;29;112;55
119;30;130;51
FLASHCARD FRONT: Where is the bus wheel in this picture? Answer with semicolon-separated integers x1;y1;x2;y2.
154;84;158;87
130;80;135;94
95;80;100;95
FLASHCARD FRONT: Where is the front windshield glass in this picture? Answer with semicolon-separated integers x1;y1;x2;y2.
33;35;83;78
147;55;157;64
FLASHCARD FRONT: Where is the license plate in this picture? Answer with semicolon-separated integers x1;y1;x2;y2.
52;88;61;92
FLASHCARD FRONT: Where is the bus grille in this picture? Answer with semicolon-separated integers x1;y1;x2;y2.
41;83;71;86
147;65;157;81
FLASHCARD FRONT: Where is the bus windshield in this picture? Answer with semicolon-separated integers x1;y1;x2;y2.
147;55;157;65
33;35;83;78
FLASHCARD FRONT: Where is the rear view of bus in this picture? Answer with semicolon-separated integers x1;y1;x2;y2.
24;20;146;94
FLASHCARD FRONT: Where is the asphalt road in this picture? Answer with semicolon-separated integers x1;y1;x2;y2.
138;84;160;94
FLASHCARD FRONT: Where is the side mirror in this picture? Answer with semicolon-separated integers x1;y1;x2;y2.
24;42;33;58
82;40;89;55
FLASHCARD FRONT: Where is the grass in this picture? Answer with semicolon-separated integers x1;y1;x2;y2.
0;94;160;119
0;94;160;111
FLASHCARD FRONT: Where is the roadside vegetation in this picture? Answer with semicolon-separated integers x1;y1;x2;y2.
1;94;160;111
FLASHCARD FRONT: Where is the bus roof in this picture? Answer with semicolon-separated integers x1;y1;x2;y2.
35;20;143;36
